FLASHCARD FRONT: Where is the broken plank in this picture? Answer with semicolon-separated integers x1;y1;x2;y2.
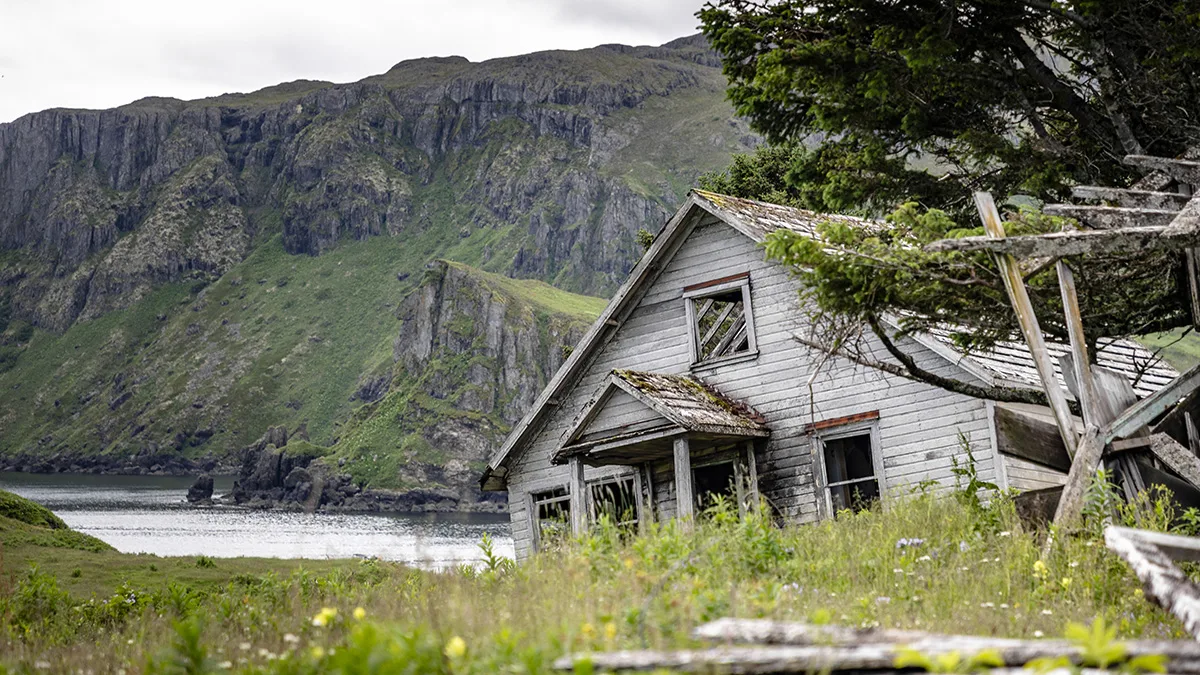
994;404;1072;472
924;224;1200;259
1106;526;1200;640
693;619;1200;666
1125;155;1200;186
1108;362;1200;443
557;633;1200;673
1051;425;1105;530
1057;262;1101;426
1149;433;1200;488
1042;205;1178;229
1071;186;1192;210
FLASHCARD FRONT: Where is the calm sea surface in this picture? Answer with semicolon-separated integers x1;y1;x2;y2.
0;472;513;567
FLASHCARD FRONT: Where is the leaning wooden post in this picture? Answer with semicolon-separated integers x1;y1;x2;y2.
1056;261;1102;426
569;456;587;536
975;193;1078;457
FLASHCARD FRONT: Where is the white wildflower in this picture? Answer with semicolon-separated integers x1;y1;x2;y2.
1033;631;1044;638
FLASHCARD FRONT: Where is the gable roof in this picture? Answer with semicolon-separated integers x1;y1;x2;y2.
481;190;1177;490
553;369;769;465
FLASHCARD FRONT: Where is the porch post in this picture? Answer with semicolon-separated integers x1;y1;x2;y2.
569;456;587;536
673;436;695;523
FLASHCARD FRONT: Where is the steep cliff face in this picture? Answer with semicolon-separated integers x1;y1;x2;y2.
322;261;600;504
0;35;751;485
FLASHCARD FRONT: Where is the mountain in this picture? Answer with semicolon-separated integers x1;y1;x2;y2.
0;35;755;504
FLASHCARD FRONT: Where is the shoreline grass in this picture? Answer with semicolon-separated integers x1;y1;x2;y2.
0;483;1191;673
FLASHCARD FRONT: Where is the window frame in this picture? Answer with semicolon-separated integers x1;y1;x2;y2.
682;274;758;368
529;485;572;550
814;419;885;517
586;474;642;530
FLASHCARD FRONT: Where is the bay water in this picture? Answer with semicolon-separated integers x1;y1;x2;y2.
1;472;513;567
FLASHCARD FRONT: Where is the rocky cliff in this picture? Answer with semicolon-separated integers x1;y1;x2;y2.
0;35;752;494
225;261;600;510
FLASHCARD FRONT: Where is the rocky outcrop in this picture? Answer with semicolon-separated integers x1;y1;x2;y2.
187;474;214;504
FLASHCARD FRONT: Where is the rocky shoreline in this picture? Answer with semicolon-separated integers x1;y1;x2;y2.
2;424;507;514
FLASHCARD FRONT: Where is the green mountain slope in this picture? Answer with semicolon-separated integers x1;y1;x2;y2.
0;37;736;500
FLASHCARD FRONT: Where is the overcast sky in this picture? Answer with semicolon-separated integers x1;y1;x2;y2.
0;0;703;123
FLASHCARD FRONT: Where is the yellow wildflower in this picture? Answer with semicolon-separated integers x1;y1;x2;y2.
581;623;596;640
311;607;337;627
1060;577;1072;591
1032;560;1049;582
444;636;467;659
353;606;367;621
623;558;635;570
604;622;617;642
309;646;325;660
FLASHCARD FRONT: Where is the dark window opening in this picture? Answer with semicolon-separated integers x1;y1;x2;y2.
590;477;639;529
691;287;750;362
823;433;880;512
532;487;570;546
693;461;737;511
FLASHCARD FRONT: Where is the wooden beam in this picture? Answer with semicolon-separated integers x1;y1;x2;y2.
569;456;586;536
975;193;1078;458
925;223;1200;259
1057;262;1101;426
673;436;695;523
1042;205;1178;229
1106;526;1200;639
1107;362;1200;442
1124;155;1200;186
1071;185;1192;210
1051;425;1105;530
1148;433;1200;488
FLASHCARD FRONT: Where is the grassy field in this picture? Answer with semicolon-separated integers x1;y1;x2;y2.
0;475;1191;674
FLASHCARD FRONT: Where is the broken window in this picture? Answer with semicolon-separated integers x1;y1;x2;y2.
685;275;756;364
589;476;639;530
821;432;881;513
531;486;571;547
693;460;737;512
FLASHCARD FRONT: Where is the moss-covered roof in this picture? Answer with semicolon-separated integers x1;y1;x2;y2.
611;369;768;432
691;189;871;242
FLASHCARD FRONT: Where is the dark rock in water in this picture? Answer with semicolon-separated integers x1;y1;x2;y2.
187;474;214;504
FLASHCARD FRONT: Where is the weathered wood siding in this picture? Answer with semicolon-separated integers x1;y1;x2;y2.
1004;456;1068;491
504;214;1000;558
577;389;666;442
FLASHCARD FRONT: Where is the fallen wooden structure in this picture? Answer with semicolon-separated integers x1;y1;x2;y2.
552;525;1200;672
926;154;1200;533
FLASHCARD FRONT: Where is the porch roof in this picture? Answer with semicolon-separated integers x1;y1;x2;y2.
552;369;770;466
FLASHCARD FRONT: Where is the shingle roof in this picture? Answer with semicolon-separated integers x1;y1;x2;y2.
610;369;769;434
690;189;869;241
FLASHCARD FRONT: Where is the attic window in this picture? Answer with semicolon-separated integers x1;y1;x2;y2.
684;273;757;365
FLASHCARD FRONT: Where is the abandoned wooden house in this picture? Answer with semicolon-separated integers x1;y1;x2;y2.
479;189;1180;559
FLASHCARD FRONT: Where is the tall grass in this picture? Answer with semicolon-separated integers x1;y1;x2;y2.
0;486;1189;674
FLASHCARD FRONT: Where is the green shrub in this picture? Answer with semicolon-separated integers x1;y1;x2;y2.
0;490;67;529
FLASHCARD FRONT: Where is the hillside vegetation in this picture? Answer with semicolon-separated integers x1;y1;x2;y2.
0;484;1187;673
0;35;751;494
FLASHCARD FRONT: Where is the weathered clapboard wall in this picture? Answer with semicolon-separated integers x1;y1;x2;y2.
504;210;1004;558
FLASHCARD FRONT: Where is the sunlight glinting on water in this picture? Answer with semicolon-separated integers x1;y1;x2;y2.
1;472;513;568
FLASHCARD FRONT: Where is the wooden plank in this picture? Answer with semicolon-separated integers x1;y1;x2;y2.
993;405;1072;472
1106;526;1200;640
682;271;749;293
557;630;1200;673
1186;413;1200;456
1051;425;1105;529
1071;185;1192;210
1124;155;1200;185
673;436;695;522
1148;433;1200;488
1056;262;1101;426
1108;362;1200;442
569;456;586;536
1042;204;1178;229
975;193;1078;458
924;224;1200;259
